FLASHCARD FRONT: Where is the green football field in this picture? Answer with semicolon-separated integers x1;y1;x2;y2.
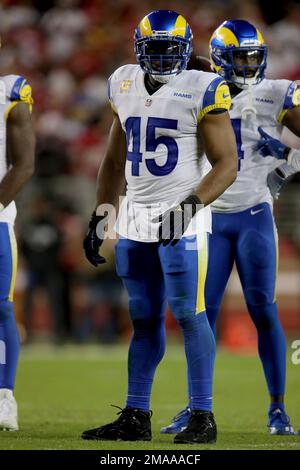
1;343;300;450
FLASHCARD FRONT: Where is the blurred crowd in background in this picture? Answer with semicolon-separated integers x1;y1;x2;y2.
1;0;299;345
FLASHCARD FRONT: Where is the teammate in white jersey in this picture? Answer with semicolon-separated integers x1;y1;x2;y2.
0;59;35;429
82;10;237;444
161;19;300;436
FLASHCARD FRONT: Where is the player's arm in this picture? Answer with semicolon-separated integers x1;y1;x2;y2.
281;106;300;137
189;77;238;204
196;111;237;205
281;105;300;171
95;114;127;208
83;113;126;266
264;83;300;198
157;111;237;247
157;78;237;246
0;103;35;210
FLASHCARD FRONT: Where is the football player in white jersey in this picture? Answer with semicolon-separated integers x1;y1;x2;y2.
161;19;300;436
0;45;35;430
82;10;237;444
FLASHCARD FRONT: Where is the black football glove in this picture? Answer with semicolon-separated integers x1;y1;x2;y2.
156;194;203;246
83;211;107;267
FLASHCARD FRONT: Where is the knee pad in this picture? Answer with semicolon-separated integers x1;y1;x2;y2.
129;296;165;335
130;311;166;363
128;295;165;324
245;287;272;306
131;313;164;334
168;296;195;322
247;302;280;332
128;296;151;322
0;300;14;323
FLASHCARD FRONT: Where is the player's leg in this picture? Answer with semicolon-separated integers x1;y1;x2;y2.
236;203;293;435
118;240;166;413
205;213;235;335
161;213;234;434
159;233;217;444
187;213;234;410
82;238;166;441
0;223;19;431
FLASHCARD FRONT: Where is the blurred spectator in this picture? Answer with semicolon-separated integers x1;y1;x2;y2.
266;2;300;78
19;193;66;342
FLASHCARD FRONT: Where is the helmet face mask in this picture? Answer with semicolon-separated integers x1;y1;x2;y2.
210;20;268;89
134;10;193;83
135;36;191;79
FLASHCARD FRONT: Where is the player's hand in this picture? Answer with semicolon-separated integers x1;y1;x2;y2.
256;126;290;160
83;211;107;267
155;195;203;247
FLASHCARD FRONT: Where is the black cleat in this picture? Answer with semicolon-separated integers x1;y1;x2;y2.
174;410;217;444
81;406;152;441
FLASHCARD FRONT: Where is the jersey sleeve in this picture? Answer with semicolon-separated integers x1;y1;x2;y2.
108;73;118;115
10;76;33;104
277;81;300;123
287;149;300;172
4;75;33;119
197;77;231;122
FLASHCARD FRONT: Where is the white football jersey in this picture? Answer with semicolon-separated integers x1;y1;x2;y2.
0;75;33;225
108;64;231;241
287;148;300;171
212;78;300;213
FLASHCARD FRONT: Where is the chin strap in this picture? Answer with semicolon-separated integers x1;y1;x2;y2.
241;84;257;120
151;73;178;84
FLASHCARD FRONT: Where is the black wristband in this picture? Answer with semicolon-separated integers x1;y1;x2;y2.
274;168;286;180
89;211;107;230
180;194;203;217
284;146;291;160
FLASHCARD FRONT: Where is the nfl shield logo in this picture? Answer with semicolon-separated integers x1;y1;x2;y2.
145;99;152;107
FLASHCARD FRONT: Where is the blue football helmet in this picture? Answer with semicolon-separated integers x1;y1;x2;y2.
134;10;193;83
209;19;268;89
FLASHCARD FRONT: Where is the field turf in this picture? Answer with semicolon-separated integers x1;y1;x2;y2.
0;343;300;450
